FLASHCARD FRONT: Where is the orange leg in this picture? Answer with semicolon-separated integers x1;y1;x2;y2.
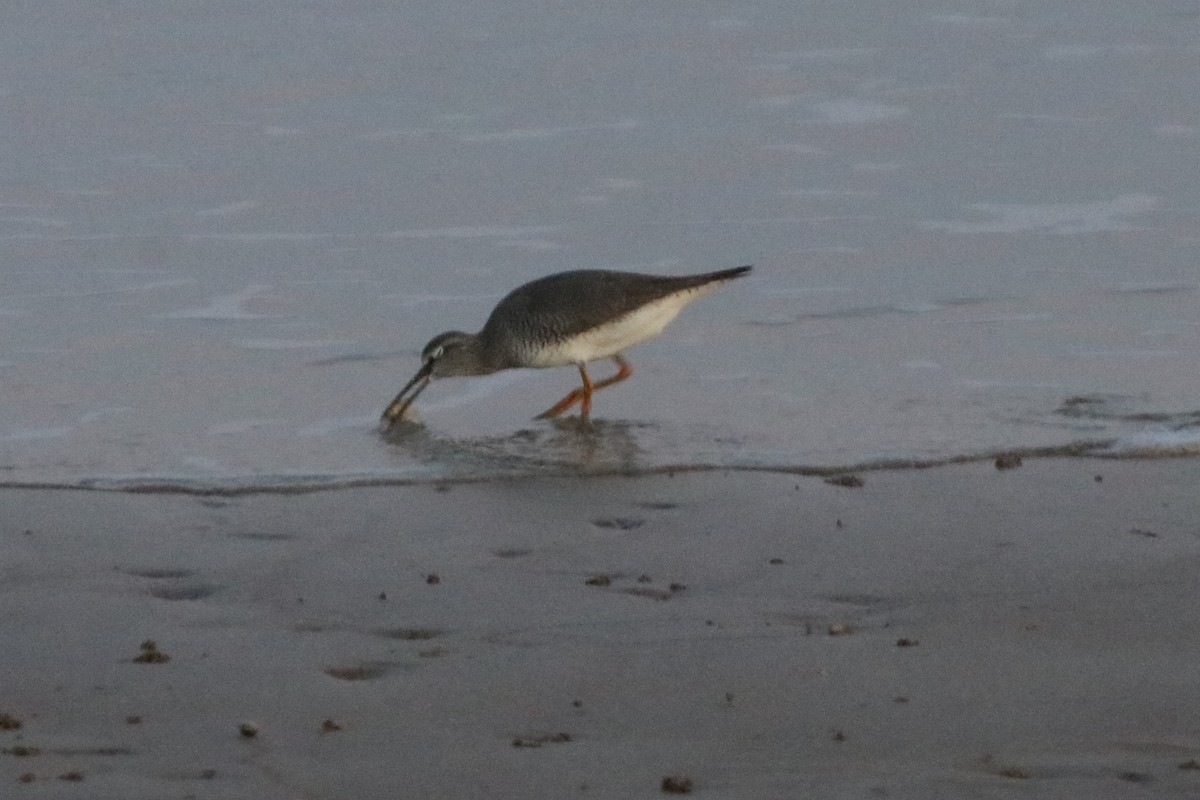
536;355;633;420
577;363;595;419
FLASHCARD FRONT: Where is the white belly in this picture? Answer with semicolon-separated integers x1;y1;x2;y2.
528;289;705;367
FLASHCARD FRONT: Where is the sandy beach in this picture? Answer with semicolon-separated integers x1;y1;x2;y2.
3;456;1199;798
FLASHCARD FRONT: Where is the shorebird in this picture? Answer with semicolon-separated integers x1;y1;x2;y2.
380;265;751;430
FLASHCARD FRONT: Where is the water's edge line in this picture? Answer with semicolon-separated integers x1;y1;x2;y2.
1;439;1194;497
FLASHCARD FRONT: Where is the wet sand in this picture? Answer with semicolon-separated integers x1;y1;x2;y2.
3;458;1200;798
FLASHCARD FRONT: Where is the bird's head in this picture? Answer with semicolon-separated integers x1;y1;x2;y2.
379;331;478;430
418;330;480;378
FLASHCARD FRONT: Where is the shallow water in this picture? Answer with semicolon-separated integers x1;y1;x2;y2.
2;1;1198;489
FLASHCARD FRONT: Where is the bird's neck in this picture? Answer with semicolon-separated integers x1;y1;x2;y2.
463;335;503;376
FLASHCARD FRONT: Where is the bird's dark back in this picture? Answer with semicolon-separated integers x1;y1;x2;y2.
478;267;749;365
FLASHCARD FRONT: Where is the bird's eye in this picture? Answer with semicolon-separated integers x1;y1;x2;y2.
428;346;444;360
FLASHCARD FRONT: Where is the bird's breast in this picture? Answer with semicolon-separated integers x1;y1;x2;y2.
525;289;701;367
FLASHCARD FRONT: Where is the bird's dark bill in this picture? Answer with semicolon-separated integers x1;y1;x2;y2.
379;361;433;431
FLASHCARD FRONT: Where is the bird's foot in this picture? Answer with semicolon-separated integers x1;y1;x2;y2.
534;390;585;419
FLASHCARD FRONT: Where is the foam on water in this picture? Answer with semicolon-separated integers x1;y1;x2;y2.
1042;44;1164;60
207;419;289;436
233;338;356;350
195;200;261;217
158;286;280;320
1;426;73;443
379;293;501;309
456;119;639;143
382;225;561;240
920;195;1160;234
1101;428;1200;458
928;14;1008;26
808;99;909;124
296;415;378;437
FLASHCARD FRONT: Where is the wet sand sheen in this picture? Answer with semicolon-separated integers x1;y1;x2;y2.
2;458;1200;797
